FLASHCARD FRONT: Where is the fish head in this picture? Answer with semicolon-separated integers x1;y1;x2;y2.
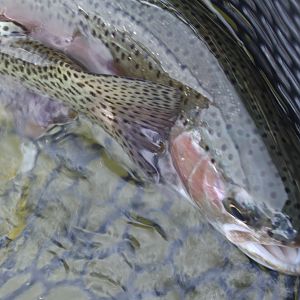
171;130;300;275
222;189;297;243
221;190;300;275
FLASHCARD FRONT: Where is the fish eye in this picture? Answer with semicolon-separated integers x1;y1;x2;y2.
224;196;254;224
229;204;247;222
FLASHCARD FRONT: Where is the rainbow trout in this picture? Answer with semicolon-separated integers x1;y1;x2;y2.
138;0;300;274
0;1;300;275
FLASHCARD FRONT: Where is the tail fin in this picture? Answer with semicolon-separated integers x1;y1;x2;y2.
79;74;183;181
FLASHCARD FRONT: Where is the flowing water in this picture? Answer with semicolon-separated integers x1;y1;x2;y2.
0;0;299;299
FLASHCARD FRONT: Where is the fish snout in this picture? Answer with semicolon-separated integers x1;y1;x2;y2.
240;242;300;275
222;222;300;275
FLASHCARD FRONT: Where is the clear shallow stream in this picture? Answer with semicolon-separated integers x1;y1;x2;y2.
0;0;299;299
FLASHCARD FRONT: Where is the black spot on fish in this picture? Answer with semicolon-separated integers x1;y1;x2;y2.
77;82;85;88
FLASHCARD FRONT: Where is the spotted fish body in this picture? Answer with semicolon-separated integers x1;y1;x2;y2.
1;0;300;275
0;29;184;180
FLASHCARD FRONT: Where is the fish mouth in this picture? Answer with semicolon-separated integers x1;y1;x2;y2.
223;224;300;275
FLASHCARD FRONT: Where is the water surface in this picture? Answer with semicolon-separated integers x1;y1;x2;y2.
0;0;299;299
